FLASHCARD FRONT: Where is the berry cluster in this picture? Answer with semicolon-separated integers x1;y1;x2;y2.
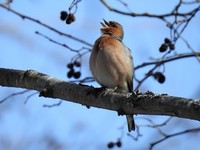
60;11;75;24
107;140;122;149
159;38;175;52
153;72;165;84
67;61;81;79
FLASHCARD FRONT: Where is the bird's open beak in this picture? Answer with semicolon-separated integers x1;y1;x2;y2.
100;19;110;27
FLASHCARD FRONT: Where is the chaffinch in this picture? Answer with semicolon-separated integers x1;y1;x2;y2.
89;19;135;132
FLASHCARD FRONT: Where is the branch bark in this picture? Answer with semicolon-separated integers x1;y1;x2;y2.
0;68;200;121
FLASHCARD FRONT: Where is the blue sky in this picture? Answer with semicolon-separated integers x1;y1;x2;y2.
0;0;200;149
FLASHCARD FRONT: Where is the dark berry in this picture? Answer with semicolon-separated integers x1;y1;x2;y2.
107;142;114;149
67;69;74;78
60;11;68;21
159;43;168;52
66;13;75;24
169;43;175;50
154;72;165;84
116;140;122;147
73;71;81;79
67;63;74;69
74;61;81;67
164;38;172;44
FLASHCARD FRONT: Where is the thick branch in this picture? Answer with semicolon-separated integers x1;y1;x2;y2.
0;68;200;121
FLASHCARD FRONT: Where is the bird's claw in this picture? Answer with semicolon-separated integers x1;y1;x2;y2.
117;107;125;116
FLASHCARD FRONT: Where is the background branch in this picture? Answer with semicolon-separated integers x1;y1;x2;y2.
0;4;92;47
135;52;200;70
149;127;200;150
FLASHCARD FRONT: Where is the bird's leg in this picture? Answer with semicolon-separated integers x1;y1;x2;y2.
100;87;117;96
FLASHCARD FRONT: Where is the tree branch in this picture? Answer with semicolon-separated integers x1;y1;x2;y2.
0;68;200;121
135;52;200;70
100;0;199;19
0;4;92;47
149;127;200;150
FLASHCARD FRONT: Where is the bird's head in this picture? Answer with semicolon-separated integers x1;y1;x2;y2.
100;19;124;40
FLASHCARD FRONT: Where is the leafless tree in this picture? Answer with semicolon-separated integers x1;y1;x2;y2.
0;0;200;149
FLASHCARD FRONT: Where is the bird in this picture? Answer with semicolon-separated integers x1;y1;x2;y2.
89;19;135;132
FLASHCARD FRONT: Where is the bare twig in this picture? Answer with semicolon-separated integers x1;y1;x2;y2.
127;127;143;141
24;91;39;104
173;5;200;42
182;0;200;4
149;127;200;150
100;0;198;19
140;117;173;128
139;117;172;137
0;89;31;104
68;0;81;13
180;36;200;62
43;100;62;108
2;0;13;7
134;52;200;89
0;4;92;47
35;31;90;53
135;52;200;71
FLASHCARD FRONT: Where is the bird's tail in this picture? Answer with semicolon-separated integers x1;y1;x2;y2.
126;115;135;132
